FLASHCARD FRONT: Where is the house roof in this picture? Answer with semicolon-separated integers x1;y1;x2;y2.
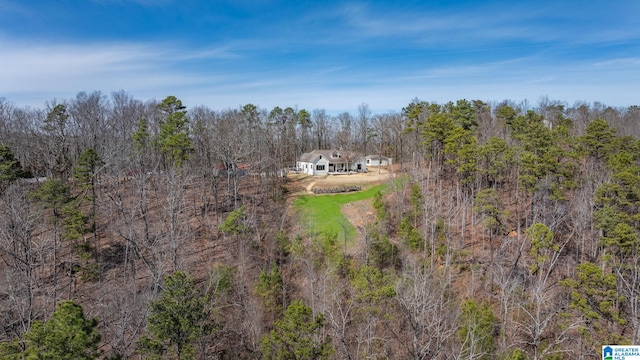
299;150;362;163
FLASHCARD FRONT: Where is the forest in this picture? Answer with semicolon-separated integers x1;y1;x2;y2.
1;91;640;359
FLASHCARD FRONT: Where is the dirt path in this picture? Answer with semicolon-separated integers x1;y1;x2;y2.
340;198;377;256
317;169;391;186
305;181;316;194
288;167;392;191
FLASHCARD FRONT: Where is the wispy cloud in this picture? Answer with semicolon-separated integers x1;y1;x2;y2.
310;1;640;50
0;39;239;105
313;67;349;76
171;46;244;61
594;57;640;67
1;1;638;112
0;41;154;84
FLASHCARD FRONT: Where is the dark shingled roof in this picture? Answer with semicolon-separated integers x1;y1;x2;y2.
299;150;362;162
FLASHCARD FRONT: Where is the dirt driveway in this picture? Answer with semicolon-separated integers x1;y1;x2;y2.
288;168;393;194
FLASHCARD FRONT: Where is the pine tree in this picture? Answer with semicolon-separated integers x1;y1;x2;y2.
256;264;285;318
444;127;478;188
219;205;249;236
43;104;72;181
72;148;103;257
260;299;333;360
479;137;513;187
139;271;212;360
561;262;627;346
15;300;101;360
0;144;26;193
450;99;478;131
457;299;497;360
580;118;617;161
474;188;506;236
156;96;193;168
399;215;424;252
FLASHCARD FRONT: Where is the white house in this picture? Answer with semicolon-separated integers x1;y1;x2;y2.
365;155;393;167
296;150;367;176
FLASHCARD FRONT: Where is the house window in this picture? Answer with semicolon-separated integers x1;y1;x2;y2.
316;165;325;171
367;159;371;164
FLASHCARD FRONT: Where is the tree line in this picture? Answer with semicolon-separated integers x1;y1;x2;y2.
1;91;640;359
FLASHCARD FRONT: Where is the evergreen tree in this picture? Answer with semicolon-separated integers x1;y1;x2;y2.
421;112;455;164
450;99;478;130
29;178;72;302
256;264;285;318
350;264;396;304
495;104;518;128
131;117;154;172
0;143;26;193
474;188;506;236
11;300;101;360
73;148;103;256
61;201;90;245
156;96;193;168
506;348;528;360
368;231;401;270
32;176;92;260
27;301;100;359
139;271;212;360
561;262;627;345
260;299;333;360
73;148;103;194
409;182;423;221
457;299;497;360
479;137;513;187
580;118;617;161
593;165;640;344
372;190;387;223
43;104;72;181
399;215;425;252
525;222;556;275
219;205;249;236
133;117;151;154
30;178;70;225
444;126;478;187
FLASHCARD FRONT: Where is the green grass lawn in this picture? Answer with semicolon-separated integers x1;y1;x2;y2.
293;184;386;242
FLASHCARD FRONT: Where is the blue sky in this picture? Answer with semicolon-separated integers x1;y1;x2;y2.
1;0;639;113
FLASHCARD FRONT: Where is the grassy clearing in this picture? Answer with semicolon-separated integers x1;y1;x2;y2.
293;184;386;242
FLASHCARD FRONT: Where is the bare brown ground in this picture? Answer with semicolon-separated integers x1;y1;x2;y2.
287;166;393;194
